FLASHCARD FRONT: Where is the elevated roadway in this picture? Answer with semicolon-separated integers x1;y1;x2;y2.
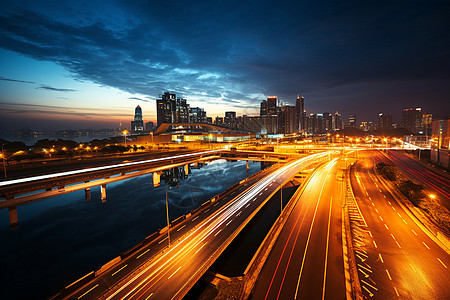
58;151;334;300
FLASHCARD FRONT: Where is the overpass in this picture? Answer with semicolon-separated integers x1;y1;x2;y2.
52;151;335;300
0;149;300;226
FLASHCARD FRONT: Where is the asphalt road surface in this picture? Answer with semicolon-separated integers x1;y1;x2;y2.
384;150;450;210
349;150;450;299
251;158;346;300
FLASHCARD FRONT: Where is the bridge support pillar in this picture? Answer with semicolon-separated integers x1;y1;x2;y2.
85;188;91;201
246;160;249;176
100;184;106;202
153;172;161;187
46;187;52;191
58;184;65;190
184;164;189;175
9;206;18;227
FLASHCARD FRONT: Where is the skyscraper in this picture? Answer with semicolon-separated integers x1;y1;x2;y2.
378;112;392;131
401;107;423;133
295;94;306;133
267;96;278;116
156;92;176;127
131;105;144;132
348;114;357;128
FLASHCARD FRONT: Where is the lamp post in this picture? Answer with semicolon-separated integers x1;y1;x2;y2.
1;144;6;178
165;184;178;247
123;130;128;146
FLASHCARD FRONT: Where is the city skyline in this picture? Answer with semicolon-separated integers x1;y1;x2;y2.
1;0;450;130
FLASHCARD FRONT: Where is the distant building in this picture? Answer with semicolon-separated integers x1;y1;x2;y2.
214;116;224;125
401;107;423;133
278;105;297;134
190;107;207;123
156;92;176;127
422;113;432;136
145;121;154;132
431;118;450;170
360;121;375;132
131;105;144;133
295;94;306;133
332;112;343;131
260;100;268;116
243;115;278;134
224;111;237;129
267;96;278;116
378;112;392;131
348;114;357;128
206;117;213;124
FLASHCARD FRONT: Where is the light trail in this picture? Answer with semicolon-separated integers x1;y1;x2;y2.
0;150;223;187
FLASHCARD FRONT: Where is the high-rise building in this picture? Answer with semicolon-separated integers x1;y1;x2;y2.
348;114;357;128
267;96;278;116
224;111;237;128
422;113;432;136
322;112;332;132
332;112;343;131
175;97;190;123
278;105;297;134
401;107;423;133
156;92;176;127
131;105;144;132
295;94;306;133
260;100;268;116
190;107;207;123
378;112;392;131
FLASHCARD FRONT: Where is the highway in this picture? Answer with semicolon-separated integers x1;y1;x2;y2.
251;158;345;300
62;152;333;300
349;150;450;299
384;150;450;210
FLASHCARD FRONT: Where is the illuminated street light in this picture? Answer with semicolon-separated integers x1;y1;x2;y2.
429;194;436;199
123;130;128;146
1;144;6;178
165;184;179;247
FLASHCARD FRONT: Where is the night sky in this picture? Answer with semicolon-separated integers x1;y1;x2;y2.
1;0;449;130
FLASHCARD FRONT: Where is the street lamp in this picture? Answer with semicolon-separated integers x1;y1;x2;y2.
123;130;128;146
165;184;179;247
0;144;6;178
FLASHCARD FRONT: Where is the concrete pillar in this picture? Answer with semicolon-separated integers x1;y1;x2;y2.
85;188;91;201
184;164;189;175
9;206;18;227
100;184;106;202
246;160;249;177
153;172;161;187
46;187;52;191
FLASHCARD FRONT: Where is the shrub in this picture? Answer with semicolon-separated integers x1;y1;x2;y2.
398;180;425;206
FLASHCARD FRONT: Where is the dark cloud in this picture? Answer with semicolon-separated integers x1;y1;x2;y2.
37;85;78;92
0;76;35;84
128;97;150;102
1;0;449;121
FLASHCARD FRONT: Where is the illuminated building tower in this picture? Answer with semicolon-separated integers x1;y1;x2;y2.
267;96;278;116
131;105;144;132
156;92;176;127
295;94;306;133
378;112;392;131
348;114;357;128
401;107;423;133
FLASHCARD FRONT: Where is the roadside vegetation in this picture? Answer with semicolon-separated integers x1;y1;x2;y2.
376;162;450;232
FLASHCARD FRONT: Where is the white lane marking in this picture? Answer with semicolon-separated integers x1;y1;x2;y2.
245;203;251;208
195;243;206;254
192;216;199;221
402;219;407;224
379;216;383;221
158;237;168;244
386;269;392;280
373;241;378;248
394;287;399;297
384;224;389;230
392;206;396;211
204;209;210;213
379;253;384;263
226;220;233;226
411;229;418;236
396;241;402;249
167;266;181;279
391;234;396;240
112;264;128;276
388;201;391;205
397;212;402;218
437;258;447;268
375;208;379;213
361;280;378;291
137;249;150;258
78;284;99;299
410;264;417;273
422;242;430;249
236;211;241;217
145;293;154;300
177;225;186;232
214;229;222;236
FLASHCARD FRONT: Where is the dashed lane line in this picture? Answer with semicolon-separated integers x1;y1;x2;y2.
437;258;447;268
385;269;392;281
